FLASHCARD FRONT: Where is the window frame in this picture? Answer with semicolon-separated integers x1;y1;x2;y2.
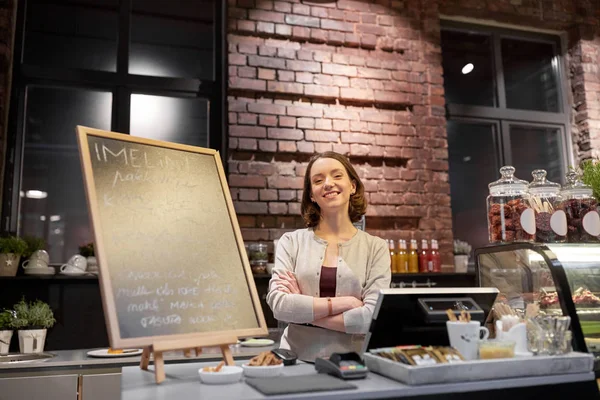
2;0;227;234
441;20;574;173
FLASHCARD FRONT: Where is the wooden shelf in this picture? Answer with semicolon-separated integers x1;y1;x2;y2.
0;275;98;280
392;272;475;278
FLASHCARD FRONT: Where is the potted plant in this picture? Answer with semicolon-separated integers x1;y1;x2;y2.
453;239;472;273
12;298;56;353
22;236;46;259
79;242;97;273
0;309;15;353
580;159;600;201
0;236;28;277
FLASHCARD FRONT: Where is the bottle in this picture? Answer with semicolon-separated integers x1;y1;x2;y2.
389;239;397;273
419;239;429;273
430;239;442;273
397;240;408;273
408;239;419;273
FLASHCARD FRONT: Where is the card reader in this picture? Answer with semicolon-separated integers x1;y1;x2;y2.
315;352;368;380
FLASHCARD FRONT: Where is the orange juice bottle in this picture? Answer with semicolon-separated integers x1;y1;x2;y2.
408;239;419;273
389;239;397;273
397;240;408;273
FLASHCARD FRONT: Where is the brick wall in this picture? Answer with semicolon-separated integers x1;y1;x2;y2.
227;0;453;262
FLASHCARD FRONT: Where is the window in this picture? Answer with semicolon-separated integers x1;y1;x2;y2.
4;0;226;263
442;22;571;251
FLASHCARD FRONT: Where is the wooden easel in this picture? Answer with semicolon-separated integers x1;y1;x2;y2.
140;335;238;384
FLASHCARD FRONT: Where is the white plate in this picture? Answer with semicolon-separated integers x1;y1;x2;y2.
240;338;274;347
60;271;87;276
198;366;243;384
242;363;284;378
24;268;55;276
86;349;143;358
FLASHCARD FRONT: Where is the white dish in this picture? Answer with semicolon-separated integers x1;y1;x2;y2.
242;363;284;378
240;338;274;347
198;365;243;384
86;348;143;358
24;268;55;276
60;271;87;276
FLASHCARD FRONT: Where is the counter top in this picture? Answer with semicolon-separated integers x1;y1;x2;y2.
121;359;597;400
0;342;275;371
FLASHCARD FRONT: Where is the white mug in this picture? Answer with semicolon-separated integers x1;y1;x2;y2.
447;321;489;360
23;259;49;269
60;254;87;273
29;250;49;264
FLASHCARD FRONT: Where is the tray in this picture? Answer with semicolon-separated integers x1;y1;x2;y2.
363;352;593;386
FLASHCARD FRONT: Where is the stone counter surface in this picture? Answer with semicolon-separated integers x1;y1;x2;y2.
0;342;274;371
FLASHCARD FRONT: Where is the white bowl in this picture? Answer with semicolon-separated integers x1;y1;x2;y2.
198;366;243;384
242;363;284;378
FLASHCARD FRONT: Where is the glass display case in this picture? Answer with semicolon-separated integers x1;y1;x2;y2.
475;243;600;373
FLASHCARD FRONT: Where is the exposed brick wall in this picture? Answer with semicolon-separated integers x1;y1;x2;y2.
227;0;453;262
440;0;600;162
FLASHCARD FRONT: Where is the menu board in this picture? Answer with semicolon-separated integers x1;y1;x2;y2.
77;126;267;349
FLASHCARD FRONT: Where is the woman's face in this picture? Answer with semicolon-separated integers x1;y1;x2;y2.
309;157;356;215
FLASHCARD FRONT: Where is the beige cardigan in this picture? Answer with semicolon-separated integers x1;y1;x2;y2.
267;228;391;361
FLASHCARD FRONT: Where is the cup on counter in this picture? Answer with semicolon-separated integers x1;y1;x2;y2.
29;250;49;264
446;321;489;360
60;254;87;274
23;258;49;270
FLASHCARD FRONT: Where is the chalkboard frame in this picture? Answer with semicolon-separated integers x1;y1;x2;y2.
77;126;268;349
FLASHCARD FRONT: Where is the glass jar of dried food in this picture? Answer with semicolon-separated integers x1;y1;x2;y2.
487;166;536;243
558;171;600;243
248;243;268;274
528;169;566;243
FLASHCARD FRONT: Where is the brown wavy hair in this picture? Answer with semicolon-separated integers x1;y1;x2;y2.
301;152;367;228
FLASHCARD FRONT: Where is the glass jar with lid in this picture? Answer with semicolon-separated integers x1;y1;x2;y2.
528;169;566;243
248;243;268;274
487;166;536;243
558;171;600;243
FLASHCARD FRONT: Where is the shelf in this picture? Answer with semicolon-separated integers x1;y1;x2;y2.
392;272;476;278
0;275;98;280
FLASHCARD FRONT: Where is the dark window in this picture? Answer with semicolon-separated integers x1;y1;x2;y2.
5;0;225;263
442;22;570;250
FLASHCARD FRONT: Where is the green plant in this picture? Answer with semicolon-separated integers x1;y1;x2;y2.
22;236;46;258
580;159;600;201
0;310;14;330
453;239;472;256
12;298;56;330
78;242;95;258
0;236;27;255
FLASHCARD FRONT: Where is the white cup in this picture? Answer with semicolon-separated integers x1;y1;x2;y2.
60;254;87;273
29;250;49;264
446;321;489;360
23;258;49;269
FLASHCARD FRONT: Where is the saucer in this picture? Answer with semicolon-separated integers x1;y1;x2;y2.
87;348;143;358
240;338;275;347
24;268;55;276
60;270;87;276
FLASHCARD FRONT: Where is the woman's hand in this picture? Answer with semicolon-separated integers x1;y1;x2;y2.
272;270;301;294
332;296;363;314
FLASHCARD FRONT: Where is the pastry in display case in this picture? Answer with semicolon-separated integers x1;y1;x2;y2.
475;242;600;374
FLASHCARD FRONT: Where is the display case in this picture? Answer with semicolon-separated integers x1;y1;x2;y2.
475;243;600;373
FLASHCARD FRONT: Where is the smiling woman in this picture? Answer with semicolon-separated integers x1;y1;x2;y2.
266;151;391;362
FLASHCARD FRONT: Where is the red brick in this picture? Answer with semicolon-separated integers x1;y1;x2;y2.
374;91;410;104
249;10;284;23
337;1;370;12
322;63;357;77
248;55;286;69
313;74;333;85
239;188;259;201
269;202;289;214
291;26;311;40
340;87;374;101
287;60;321;73
297;118;315;129
296;72;313;83
238;138;258;150
248;102;286;115
237;20;256;33
229;174;266;188
259;115;278;126
258;68;276;80
278;141;298;152
235;202;268;215
311;6;328;18
230;125;266;138
315;143;334;152
267;81;304;94
297;141;315;153
240;162;276;176
277;48;296;59
279;116;296;127
328;31;345;45
258;45;277;57
361;34;377;49
292;3;310;15
315;119;332;130
311;29;327;43
305;130;340;142
341;132;372;144
273;1;291;13
238;113;258;125
238;66;257;78
321;19;354;32
258;140;277;152
229;54;247;66
285;14;320;28
288;203;301;215
278;70;295;81
228;138;238;149
287;105;323;118
255;0;273;10
275;23;292;36
333;119;350;131
268;176;304;189
268;128;304;140
361;14;377;24
304;85;339;98
260;189;278;201
229;112;237;124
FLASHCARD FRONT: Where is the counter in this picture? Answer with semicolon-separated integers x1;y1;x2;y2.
121;359;599;400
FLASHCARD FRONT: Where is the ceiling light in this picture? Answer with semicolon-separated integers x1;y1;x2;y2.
40;216;46;221
461;63;474;74
25;190;48;199
50;215;61;222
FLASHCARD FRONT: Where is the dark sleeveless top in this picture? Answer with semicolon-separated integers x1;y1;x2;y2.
319;266;337;298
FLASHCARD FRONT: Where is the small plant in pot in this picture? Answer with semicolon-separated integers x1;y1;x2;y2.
12;298;56;353
453;239;472;273
0;309;15;354
0;236;28;277
79;242;97;273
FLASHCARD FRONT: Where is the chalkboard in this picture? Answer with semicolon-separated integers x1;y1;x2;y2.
77;126;267;349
